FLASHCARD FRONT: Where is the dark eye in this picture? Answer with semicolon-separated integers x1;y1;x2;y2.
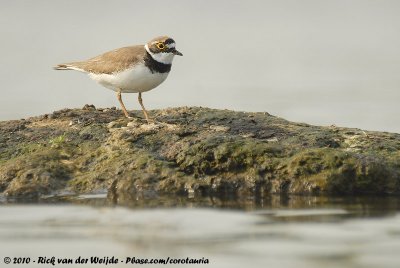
156;43;165;50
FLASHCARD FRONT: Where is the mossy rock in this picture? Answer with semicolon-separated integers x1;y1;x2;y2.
0;106;399;199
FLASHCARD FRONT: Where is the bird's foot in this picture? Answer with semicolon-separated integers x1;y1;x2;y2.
145;117;163;125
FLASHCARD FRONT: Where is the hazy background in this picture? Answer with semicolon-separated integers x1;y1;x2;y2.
1;0;399;132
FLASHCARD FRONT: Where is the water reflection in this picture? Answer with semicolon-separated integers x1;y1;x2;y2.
3;193;400;219
1;194;400;268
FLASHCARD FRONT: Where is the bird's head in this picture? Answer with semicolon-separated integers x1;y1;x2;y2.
145;36;183;64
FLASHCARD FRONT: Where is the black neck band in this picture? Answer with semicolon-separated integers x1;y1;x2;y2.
144;51;171;74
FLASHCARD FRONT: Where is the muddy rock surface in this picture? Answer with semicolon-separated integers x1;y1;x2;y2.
1;106;399;199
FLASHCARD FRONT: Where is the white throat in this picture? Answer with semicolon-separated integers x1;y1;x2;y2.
145;44;175;65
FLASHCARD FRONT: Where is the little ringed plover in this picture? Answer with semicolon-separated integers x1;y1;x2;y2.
54;36;183;121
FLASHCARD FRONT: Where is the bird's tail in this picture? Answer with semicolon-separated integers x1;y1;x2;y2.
53;63;86;72
53;64;73;70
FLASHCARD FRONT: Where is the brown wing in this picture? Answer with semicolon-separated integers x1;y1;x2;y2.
55;45;145;74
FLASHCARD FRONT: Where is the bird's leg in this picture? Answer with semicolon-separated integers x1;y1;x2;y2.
138;92;150;122
116;90;129;118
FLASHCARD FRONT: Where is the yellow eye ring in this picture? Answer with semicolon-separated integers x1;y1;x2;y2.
156;43;165;50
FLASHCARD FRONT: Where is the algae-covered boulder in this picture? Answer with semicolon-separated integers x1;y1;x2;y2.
0;106;399;199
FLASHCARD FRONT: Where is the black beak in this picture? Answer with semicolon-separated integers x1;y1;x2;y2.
172;49;183;56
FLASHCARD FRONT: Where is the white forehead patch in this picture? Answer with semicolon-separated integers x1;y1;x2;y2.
166;43;176;49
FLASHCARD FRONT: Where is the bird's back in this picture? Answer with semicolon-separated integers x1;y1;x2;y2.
54;45;146;75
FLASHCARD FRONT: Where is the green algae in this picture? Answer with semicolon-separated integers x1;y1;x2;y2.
0;106;399;199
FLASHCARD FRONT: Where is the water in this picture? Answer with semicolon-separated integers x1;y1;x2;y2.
1;195;400;268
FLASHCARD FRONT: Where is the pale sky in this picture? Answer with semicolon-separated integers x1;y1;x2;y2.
1;0;399;132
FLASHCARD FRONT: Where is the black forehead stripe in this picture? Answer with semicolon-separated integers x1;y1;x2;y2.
164;38;175;44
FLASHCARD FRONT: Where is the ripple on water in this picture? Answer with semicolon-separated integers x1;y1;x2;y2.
0;204;400;268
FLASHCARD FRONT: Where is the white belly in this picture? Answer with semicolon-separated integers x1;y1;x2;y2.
88;64;169;93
